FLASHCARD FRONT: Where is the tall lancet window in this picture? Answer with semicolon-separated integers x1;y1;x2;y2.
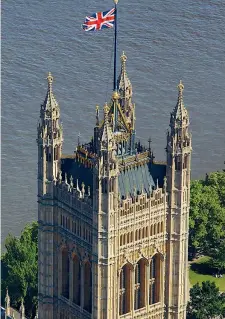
119;264;131;315
134;259;146;310
73;255;81;306
84;262;92;313
149;254;160;305
61;248;70;299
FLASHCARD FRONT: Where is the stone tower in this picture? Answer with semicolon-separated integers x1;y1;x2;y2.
37;73;63;318
37;54;191;319
165;81;192;319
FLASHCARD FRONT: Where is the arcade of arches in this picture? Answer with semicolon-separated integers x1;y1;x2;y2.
119;254;161;315
61;248;92;313
61;248;162;316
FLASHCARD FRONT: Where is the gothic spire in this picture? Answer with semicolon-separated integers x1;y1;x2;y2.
117;51;132;101
170;80;188;127
101;102;114;151
42;72;59;114
19;299;25;319
5;287;10;316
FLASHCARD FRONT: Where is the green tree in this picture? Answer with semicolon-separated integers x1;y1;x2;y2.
1;222;38;318
210;240;225;273
189;171;225;259
189;180;208;257
187;281;225;318
205;171;225;207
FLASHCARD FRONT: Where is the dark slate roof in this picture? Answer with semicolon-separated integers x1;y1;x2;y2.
61;156;167;200
61;158;93;196
149;162;167;187
119;163;155;198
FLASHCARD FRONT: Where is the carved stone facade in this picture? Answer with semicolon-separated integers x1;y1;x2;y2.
37;54;192;319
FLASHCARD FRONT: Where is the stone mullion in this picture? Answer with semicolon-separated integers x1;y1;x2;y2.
130;268;135;317
58;247;62;299
80;263;84;311
69;256;73;303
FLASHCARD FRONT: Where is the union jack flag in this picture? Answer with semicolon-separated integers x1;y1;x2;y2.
83;8;115;32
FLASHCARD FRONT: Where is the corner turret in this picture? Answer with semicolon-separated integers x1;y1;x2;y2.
37;73;63;319
165;81;192;318
37;73;63;195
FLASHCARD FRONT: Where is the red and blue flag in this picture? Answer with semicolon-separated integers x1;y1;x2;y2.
83;8;115;32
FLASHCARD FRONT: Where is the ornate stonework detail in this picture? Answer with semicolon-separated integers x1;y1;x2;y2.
37;61;191;319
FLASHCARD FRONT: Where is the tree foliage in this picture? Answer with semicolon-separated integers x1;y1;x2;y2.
189;171;225;261
187;281;225;318
1;222;38;318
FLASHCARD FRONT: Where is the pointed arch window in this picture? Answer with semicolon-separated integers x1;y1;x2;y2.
149;254;160;305
61;248;69;299
175;156;181;171
84;262;92;313
184;154;188;169
73;255;81;305
134;259;146;310
119;264;132;315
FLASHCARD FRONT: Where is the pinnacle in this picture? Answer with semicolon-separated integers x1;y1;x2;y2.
42;72;59;114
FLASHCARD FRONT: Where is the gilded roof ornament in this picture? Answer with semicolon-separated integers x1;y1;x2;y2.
121;51;127;64
47;72;53;85
177;80;184;95
112;90;120;100
104;102;109;114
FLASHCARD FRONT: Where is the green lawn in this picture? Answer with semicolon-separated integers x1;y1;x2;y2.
189;256;225;292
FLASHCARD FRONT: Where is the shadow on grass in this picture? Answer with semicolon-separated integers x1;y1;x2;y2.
191;258;216;275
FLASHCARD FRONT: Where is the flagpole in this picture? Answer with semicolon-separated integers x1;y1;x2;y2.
113;0;118;91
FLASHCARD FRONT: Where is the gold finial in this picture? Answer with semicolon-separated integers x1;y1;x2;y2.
112;90;120;100
114;0;118;4
177;80;184;93
121;51;127;63
96;105;99;111
47;72;53;85
104;102;109;114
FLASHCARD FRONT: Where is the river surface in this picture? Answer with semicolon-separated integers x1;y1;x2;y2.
2;0;225;246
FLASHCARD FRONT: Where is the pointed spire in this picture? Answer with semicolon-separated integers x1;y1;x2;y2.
96;105;99;126
81;182;85;198
76;179;80;192
70;175;73;188
47;72;53;92
101;102;114;150
42;72;59;113
117;51;132;100
163;176;167;192
172;80;188;123
19;299;25;319
58;170;62;183
77;132;81;146
5;287;10;316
